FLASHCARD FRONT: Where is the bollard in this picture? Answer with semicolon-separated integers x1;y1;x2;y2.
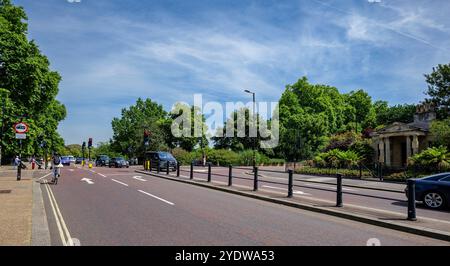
17;163;21;181
407;179;417;221
288;170;293;198
166;161;170;175
177;162;180;177
157;159;160;174
253;166;258;191
190;162;194;179
228;165;233;186
336;173;343;207
207;163;212;182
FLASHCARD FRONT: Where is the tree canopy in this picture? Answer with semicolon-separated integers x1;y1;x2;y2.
0;0;66;163
425;63;450;119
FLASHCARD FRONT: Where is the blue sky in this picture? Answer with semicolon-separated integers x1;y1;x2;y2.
13;0;450;145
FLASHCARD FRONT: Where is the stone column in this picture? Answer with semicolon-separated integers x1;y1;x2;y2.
412;135;419;155
385;137;391;167
378;138;385;163
406;135;412;159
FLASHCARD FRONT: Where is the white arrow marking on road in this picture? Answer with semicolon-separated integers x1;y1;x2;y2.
81;178;94;185
133;176;147;182
262;185;311;195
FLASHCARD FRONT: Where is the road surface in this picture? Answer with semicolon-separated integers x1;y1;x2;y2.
39;165;448;246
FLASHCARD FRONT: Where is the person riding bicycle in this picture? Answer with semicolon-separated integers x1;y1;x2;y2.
52;153;62;184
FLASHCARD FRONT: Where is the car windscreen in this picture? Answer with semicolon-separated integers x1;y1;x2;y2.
158;153;174;160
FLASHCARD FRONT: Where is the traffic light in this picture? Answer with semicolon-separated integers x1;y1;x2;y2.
82;141;86;150
144;130;150;146
88;138;93;148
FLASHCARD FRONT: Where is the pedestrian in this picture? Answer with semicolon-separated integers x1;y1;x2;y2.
13;156;20;170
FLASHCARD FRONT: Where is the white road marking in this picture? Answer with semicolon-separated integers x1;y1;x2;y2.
307;177;336;182
304;183;357;192
69;169;74;172
89;170;96;173
81;178;94;185
133;176;147;182
138;190;174;205
111;179;128;187
38;172;52;180
44;181;74;246
262;185;311;195
97;173;107;178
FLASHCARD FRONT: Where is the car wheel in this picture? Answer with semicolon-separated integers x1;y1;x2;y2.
423;192;446;210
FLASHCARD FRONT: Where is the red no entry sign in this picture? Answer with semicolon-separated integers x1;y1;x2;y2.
14;122;29;133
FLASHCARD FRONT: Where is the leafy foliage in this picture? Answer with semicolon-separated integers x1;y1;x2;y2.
425;63;450;119
410;146;450;170
430;118;450;149
0;1;66;162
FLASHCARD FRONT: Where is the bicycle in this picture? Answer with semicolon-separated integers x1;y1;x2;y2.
52;166;61;185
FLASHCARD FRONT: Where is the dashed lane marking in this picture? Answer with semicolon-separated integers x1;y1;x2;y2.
138;190;174;206
111;179;129;187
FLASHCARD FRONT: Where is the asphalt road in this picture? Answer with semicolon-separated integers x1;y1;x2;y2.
39;165;449;246
178;166;450;221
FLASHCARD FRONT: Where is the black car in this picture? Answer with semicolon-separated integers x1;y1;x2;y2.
109;157;129;168
95;155;110;167
405;173;450;210
75;157;83;164
145;151;177;171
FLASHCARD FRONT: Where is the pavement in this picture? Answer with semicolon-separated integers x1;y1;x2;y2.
0;167;50;246
32;165;450;245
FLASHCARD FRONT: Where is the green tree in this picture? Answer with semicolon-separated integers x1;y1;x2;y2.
425;63;450;119
277;77;350;160
345;90;374;132
430;118;450;149
373;101;416;126
111;98;167;158
0;0;66;163
169;103;208;152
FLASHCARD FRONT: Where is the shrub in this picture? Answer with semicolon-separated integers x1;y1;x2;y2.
410;146;450;170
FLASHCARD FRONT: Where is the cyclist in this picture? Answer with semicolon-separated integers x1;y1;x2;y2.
52;153;62;184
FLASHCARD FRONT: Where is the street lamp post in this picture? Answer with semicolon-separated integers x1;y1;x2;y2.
244;90;256;169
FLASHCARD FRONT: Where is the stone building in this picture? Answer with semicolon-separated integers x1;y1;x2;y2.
371;103;436;168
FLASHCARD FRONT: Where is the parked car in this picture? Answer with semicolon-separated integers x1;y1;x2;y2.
60;156;71;166
95;155;110;167
75;157;83;164
109;157;129;168
405;173;450;210
128;158;138;166
68;156;76;164
145;151;177;171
